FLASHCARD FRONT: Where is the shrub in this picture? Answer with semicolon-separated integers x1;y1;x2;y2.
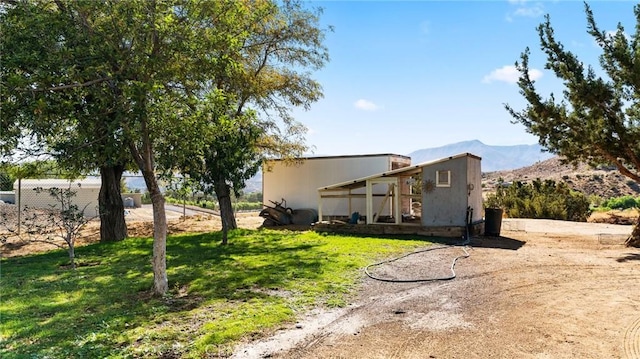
600;195;640;210
0;171;14;191
234;202;262;211
485;179;591;222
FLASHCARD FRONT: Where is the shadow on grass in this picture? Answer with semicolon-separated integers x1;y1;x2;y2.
0;228;328;358
312;231;437;243
165;229;327;300
312;231;527;251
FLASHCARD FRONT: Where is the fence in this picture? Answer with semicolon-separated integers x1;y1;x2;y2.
0;174;261;235
0;175;147;236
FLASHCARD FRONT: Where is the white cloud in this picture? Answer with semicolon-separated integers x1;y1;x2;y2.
506;1;544;22
513;4;544;18
482;65;543;84
354;99;380;111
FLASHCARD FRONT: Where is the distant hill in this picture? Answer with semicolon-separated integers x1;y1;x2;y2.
483;156;640;199
408;140;554;172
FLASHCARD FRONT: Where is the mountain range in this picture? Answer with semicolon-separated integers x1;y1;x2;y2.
408;140;554;172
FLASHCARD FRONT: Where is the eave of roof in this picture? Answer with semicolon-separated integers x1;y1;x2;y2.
318;152;481;191
265;153;411;162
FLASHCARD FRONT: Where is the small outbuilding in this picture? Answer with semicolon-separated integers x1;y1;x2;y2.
262;154;411;215
314;153;483;237
262;152;484;237
15;178;102;217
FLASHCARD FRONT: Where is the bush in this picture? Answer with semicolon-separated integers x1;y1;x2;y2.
0;171;14;191
234;201;262;211
599;195;640;210
485;179;591;222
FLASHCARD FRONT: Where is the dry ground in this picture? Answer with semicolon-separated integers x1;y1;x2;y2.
232;218;640;359
3;208;640;358
0;207;264;258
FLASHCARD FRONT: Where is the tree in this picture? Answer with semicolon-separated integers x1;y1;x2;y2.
1;0;130;243
0;165;16;191
28;186;91;269
2;0;304;295
177;0;329;239
174;90;266;244
1;0;244;295
506;3;640;247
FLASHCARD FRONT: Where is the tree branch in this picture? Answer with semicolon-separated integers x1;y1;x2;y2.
16;77;111;93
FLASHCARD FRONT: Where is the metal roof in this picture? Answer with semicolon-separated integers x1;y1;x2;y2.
266;153;411;162
318;152;481;191
14;178;102;189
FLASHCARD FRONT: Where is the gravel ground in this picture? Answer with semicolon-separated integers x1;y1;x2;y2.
231;219;640;359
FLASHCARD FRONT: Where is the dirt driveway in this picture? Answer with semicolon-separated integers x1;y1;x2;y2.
232;219;640;359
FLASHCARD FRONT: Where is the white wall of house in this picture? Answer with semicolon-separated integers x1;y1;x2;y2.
263;154;410;216
14;178;102;217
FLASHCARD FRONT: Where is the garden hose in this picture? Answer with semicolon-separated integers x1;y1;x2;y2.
365;207;473;283
364;244;470;283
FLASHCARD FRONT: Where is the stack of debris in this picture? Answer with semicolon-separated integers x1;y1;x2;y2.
259;198;318;227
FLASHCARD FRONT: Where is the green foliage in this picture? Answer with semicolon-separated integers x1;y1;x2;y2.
164;196;218;211
506;3;640;186
599;195;640;210
163;196;262;212
241;192;263;203
485;179;591;222
1;0;331;292
0;230;428;358
0;171;14;191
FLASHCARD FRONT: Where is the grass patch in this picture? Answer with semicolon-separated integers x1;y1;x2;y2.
0;228;429;358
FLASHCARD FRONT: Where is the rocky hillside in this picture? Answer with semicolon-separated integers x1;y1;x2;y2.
482;156;640;199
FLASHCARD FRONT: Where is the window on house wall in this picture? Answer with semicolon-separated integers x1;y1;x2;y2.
436;170;451;187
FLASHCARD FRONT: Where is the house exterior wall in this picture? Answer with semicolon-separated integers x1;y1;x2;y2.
263;155;410;216
421;155;482;227
466;156;483;223
14;179;102;218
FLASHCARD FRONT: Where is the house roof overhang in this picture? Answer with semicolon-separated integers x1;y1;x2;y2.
318;152;481;191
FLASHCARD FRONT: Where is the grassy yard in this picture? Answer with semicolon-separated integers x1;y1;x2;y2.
0;229;429;358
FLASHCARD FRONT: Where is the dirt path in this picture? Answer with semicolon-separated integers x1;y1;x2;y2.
232;219;640;359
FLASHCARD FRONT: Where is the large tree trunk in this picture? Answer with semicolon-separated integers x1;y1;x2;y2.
215;175;237;245
129;132;168;296
625;214;640;247
99;165;127;242
147;176;168;295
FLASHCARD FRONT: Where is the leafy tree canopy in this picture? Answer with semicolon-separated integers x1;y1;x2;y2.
506;2;640;246
506;3;640;183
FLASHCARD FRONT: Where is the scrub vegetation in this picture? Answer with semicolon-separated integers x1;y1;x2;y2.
484;179;591;222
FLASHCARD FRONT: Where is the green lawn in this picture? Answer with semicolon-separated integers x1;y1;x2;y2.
0;229;429;358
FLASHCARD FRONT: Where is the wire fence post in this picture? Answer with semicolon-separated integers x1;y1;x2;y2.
17;177;21;235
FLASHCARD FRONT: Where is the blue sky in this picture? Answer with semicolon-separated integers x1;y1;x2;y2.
291;0;638;156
